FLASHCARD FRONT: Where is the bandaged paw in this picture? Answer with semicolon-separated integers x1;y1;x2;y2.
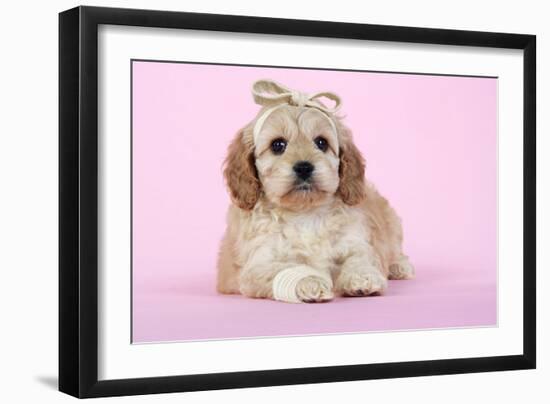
272;266;334;303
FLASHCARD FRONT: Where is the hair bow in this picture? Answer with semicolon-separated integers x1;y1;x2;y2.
252;79;341;114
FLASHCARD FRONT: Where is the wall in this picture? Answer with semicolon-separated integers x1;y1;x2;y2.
0;0;546;402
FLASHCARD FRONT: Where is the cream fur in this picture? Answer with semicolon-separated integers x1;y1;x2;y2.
217;84;414;303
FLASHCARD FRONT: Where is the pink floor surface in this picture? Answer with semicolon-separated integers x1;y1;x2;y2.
132;265;496;343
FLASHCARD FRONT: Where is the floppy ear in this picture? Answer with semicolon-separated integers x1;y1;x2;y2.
223;127;261;210
336;126;366;205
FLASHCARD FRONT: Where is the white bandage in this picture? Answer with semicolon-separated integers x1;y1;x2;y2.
272;266;332;304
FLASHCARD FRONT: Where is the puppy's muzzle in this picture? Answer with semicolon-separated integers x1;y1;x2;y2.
293;161;314;181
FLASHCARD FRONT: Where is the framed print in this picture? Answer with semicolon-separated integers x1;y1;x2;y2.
59;5;536;398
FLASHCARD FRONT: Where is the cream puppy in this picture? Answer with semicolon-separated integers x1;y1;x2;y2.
217;79;414;303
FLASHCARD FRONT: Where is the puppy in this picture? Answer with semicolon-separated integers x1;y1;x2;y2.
217;79;414;303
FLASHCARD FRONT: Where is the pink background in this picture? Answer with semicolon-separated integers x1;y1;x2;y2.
132;61;497;343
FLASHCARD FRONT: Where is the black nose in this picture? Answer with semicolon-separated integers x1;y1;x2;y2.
293;161;314;181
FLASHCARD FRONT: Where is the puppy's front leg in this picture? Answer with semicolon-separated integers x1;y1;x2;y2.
335;244;388;297
240;260;334;303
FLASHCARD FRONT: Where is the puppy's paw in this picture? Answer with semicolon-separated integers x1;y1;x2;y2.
295;276;334;303
272;266;333;303
389;257;415;280
337;269;388;297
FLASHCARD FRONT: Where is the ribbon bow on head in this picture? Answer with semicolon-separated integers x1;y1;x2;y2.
251;79;342;144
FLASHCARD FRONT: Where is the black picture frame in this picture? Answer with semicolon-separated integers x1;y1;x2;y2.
59;5;536;398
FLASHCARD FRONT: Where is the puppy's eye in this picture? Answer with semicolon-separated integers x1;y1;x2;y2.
314;136;329;152
270;138;287;155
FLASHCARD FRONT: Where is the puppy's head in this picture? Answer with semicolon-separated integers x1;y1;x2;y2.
224;84;366;211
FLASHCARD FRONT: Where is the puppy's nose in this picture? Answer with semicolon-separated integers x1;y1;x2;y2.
293;161;314;181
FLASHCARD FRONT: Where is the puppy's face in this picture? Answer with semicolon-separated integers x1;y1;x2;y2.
254;106;340;209
224;105;366;211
